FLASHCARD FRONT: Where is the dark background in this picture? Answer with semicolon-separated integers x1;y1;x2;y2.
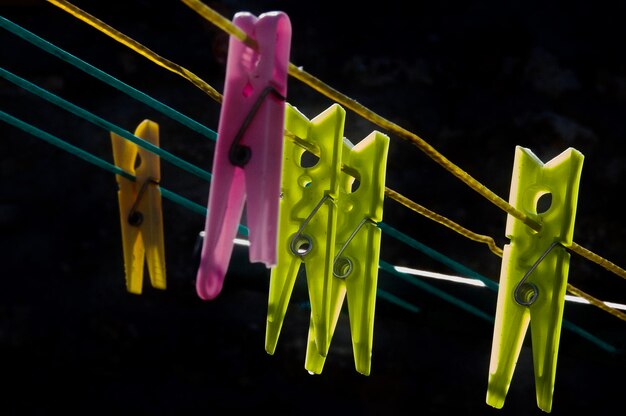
2;0;626;414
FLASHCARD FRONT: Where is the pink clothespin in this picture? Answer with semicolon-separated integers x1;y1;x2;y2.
196;11;292;300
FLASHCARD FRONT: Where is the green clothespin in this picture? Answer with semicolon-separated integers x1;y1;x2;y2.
265;103;345;358
487;146;584;413
304;130;390;376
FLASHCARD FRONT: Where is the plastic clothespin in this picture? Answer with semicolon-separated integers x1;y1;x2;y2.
266;103;345;359
195;11;292;300
304;130;390;376
487;146;584;413
111;119;166;295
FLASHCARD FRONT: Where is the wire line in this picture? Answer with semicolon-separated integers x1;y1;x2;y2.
46;0;223;104
2;111;194;212
0;16;217;142
569;242;626;281
384;187;503;257
379;260;494;323
0;67;212;182
0;110;246;235
378;223;620;353
566;283;626;322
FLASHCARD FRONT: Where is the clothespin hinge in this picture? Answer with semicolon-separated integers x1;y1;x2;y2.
290;194;333;257
514;240;565;306
333;217;376;279
128;177;159;226
228;85;286;167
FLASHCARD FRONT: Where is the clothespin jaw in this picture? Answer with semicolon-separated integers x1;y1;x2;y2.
111;119;166;295
487;146;584;412
196;11;292;300
265;103;345;358
304;131;390;376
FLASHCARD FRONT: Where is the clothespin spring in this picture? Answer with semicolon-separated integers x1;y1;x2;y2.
514;241;564;306
290;194;332;257
229;85;286;167
333;217;375;279
128;177;159;226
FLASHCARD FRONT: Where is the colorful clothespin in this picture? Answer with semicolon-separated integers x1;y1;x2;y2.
111;119;166;295
195;10;292;300
304;130;390;376
487;146;584;412
266;103;345;359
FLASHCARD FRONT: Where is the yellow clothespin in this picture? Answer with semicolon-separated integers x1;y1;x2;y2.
266;103;345;358
111;119;166;295
304;130;390;376
487;146;584;412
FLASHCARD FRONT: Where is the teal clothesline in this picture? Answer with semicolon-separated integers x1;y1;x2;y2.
0;66;213;182
0;15;218;142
